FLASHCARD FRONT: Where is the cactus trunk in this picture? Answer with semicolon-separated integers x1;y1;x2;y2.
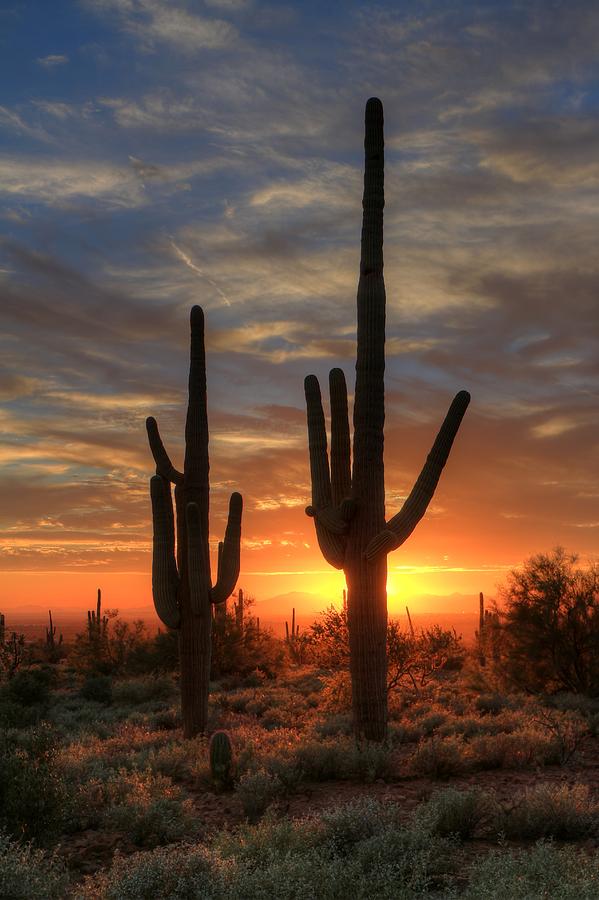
147;307;242;738
304;99;470;742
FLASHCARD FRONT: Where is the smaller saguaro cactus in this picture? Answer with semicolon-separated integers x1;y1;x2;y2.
88;589;108;641
235;588;244;633
285;607;299;644
405;606;415;639
285;608;305;663
147;306;243;738
46;609;63;649
209;730;234;789
477;591;486;666
0;612;5;643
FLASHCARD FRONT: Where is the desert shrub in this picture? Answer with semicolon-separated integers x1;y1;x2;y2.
501;783;597;840
475;692;511;715
235;767;285;822
315;713;353;737
410;736;466;779
150;707;181;731
81;674;113;704
496;548;599;695
106;797;196;847
307;606;464;690
290;736;392;783
112;676;175;705
465;841;599;899
415;788;495;839
211;598;284;679
6;668;53;707
87;768;197;847
532;708;589;764
0;633;29;680
125;628;179;675
79;798;457;899
0;725;70;843
470;729;562;770
319;670;353;713
420;712;447;735
0;831;68;899
76;843;216;899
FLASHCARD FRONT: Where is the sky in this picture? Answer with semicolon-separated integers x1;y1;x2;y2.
1;0;598;621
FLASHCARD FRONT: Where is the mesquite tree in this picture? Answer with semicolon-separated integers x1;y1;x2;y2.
147;306;242;737
304;99;470;741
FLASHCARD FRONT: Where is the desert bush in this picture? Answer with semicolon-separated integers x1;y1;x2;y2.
291;736;392;783
6;668;53;707
0;725;70;843
112;676;175;706
105;797;196;847
0;632;29;680
211;600;284;679
464;840;599;899
307;606;464;690
80;674;113;704
0;831;68;899
415;788;495;839
496;548;599;695
532;708;588;764
315;713;353;737
78;798;456;899
475;692;511;715
89;768;196;847
470;729;561;770
410;736;466;779
235;767;285;822
501;783;597;840
150;707;181;731
76;843;216;899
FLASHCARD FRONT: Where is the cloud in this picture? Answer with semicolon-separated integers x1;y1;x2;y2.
37;54;69;67
84;0;237;52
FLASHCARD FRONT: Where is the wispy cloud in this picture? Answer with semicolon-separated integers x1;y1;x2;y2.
37;54;69;67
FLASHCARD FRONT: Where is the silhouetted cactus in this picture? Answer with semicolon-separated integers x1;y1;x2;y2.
147;307;243;738
209;730;234;789
304;99;470;741
45;609;63;650
235;588;244;633
477;591;486;665
87;588;108;642
0;612;4;643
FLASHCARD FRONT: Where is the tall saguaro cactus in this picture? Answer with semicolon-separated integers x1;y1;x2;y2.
304;99;470;741
147;306;243;738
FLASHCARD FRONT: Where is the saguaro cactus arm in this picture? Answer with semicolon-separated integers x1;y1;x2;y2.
146;417;184;485
329;368;352;506
365;389;470;561
150;474;181;628
211;491;243;604
304;375;348;569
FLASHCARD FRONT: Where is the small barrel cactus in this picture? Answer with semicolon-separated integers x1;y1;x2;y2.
209;730;234;789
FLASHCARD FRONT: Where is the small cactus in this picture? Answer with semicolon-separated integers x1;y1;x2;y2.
234;588;244;633
46;609;63;649
209;730;234;789
0;612;5;643
87;588;108;641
